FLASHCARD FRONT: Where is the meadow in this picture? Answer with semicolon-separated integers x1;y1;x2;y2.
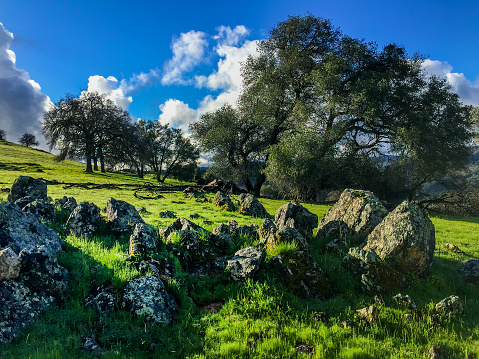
1;140;479;358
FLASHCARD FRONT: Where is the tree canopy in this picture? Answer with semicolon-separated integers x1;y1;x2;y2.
19;133;39;148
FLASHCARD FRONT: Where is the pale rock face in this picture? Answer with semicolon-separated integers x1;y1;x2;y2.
0;247;21;281
227;246;264;281
212;191;235;212
435;295;464;316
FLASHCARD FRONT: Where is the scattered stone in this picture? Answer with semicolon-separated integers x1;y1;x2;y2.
84;282;116;323
123;276;178;325
356;305;380;323
295;343;315;355
428;345;445;359
8;176;47;204
363;201;435;277
237;193;269;218
258;218;278;245
166;230;218;267
22;198;55;222
104;197;144;235
137;258;176;281
82;335;101;352
212;224;234;251
190;255;231;277
317;189;387;240
435;295;464;316
190;213;200;219
266;227;308;252
393;293;417;310
65;202;101;238
459;259;479;284
183;186;197;199
269;250;334;299
443;243;465;254
212;191;235;212
0;247;21;281
227;247;265;281
159;217;209;240
54;196;78;213
136;207;148;214
274;201;318;239
129;223;159;258
159;210;177;219
226;220;259;240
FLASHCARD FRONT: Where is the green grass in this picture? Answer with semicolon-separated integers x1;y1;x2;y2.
1;140;479;358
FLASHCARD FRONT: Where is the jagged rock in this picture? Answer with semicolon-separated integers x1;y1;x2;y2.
22;199;55;222
13;196;38;210
0;247;21;281
82;335;101;352
190;255;231;277
459;259;479;283
317;189;388;241
104;197;144;235
212;224;234;251
225;220;259;240
122;275;178;325
258;218;277;245
159;217;208;240
265;227;308;252
269;250;334;298
166;230;218;267
54;196;78;213
393;293;416;310
159;210;177;219
364;201;435;277
65;202;101;238
129;223;159;258
8;176;47;204
227;247;264;281
84;283;116;323
274;201;318;239
137;258;176;281
343;247;407;294
356;305;380;323
212;191;235;212
435;295;464;316
237;193;269;218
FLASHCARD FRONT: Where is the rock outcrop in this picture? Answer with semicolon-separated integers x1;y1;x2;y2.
458;260;479;283
65;202;102;238
129;223;159;258
435;295;463;316
104;197;144;235
237;193;269;218
54;196;78;213
8;176;47;204
274;201;318;240
227;247;265;281
212;192;235;212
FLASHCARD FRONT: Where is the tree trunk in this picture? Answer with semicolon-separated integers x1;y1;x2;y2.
253;172;266;197
99;146;105;173
85;148;93;173
93;150;98;171
244;178;254;193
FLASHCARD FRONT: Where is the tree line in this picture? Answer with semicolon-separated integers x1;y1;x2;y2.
42;92;199;183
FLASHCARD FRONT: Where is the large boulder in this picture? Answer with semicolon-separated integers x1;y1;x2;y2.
122;276;178;325
237;193;269;218
104;197;144;235
459;260;479;284
363;201;435;276
166;230;219;268
8;176;47;204
317;189;388;240
65;202;102;238
269;250;334;298
212;192;235;212
274;201;318;240
227;247;265;281
129;223;159;258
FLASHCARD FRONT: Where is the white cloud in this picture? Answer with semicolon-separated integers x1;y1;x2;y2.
86;75;133;110
158;99;197;133
120;69;160;93
161;30;208;85
213;25;249;46
0;22;52;150
422;59;479;106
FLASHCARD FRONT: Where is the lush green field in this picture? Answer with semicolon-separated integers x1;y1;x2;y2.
1;140;479;358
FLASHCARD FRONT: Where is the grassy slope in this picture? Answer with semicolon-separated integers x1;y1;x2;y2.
0;140;478;358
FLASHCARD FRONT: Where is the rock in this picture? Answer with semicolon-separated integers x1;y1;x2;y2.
13;195;38;210
459;259;479;283
166;230;218;267
129;223;159;258
137;258;176;281
65;202;101;238
443;243;465;254
317;189;388;240
274;201;318;239
427;345;445;359
84;283;116;323
226;220;259;240
122;275;178;325
237;193;269;218
183;186;196;199
295;343;315;355
356;305;380;323
0;247;21;281
227;247;264;281
8;176;47;204
258;218;277;245
393;293;416;310
363;201;435;276
190;213;200;219
435;295;464;316
53;196;78;213
268;227;308;252
22;198;55;222
212;191;235;212
159;210;177;219
104;197;144;235
190;255;231;277
269;250;334;298
159;217;208;240
82;335;101;352
212;224;234;251
343;247;407;294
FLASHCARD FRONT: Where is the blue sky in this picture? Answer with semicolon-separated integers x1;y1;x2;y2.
1;0;478;150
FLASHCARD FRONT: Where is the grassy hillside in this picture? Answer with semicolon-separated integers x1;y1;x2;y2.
1;140;479;358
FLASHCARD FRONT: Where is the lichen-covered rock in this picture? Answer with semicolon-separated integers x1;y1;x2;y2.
274;201;318;239
84;283;116;323
237;193;269;218
225;220;259;240
266;227;308;252
317;189;388;240
269;250;334;298
8;176;47;204
54;196;78;213
212;191;235;212
159;217;207;240
166;230;218;267
129;223;159;258
393;293;416;310
227;247;265;281
0;247;21;281
258;218;277;246
363;201;435;276
356;305;380;323
122;275;178;325
159;210;177;219
343;247;407;294
459;259;479;283
104;197;144;235
22;199;55;222
435;295;464;316
65;202;101;238
212;224;234;251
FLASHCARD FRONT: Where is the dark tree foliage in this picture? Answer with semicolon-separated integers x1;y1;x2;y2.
0;129;6;141
19;133;39;147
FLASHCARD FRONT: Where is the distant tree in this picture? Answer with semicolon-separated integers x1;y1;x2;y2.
0;129;6;141
19;133;39;147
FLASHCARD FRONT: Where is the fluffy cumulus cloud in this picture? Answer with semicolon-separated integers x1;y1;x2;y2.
158;99;197;133
422;59;479;106
0;23;52;149
161;30;208;85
